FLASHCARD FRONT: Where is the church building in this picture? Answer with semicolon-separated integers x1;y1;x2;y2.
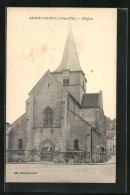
6;29;106;163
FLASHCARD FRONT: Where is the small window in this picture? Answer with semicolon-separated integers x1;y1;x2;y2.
63;78;69;85
18;139;23;149
74;139;79;150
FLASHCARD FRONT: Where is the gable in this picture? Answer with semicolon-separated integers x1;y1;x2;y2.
29;70;68;97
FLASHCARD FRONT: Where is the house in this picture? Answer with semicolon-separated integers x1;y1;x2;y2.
106;117;116;155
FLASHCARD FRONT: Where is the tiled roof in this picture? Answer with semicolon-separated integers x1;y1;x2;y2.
81;93;99;108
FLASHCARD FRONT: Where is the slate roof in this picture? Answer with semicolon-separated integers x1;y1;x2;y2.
54;27;82;72
81;93;99;108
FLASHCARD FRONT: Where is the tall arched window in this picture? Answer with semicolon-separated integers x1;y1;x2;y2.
74;139;79;150
43;107;53;127
18;139;23;149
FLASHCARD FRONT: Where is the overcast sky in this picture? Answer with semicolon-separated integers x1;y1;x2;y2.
6;8;117;124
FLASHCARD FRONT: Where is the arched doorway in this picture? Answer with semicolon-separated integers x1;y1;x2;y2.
40;140;54;161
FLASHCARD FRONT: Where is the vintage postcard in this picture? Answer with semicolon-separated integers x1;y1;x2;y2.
6;8;117;183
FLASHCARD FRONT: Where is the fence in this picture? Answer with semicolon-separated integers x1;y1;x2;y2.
6;150;26;162
6;150;108;163
91;152;106;163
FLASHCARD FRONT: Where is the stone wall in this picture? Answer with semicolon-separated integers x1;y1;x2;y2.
91;129;104;162
68;95;81;117
96;108;106;147
8;113;28;150
32;127;62;152
53;71;86;104
81;108;97;127
97;108;106;135
67;110;91;152
91;129;100;153
28;71;68;150
81;107;106;148
33;96;62;128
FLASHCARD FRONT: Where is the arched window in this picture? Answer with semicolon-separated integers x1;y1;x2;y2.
74;139;79;150
18;139;23;149
43;107;53;127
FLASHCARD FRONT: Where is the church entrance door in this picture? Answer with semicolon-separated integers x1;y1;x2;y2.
40;140;54;162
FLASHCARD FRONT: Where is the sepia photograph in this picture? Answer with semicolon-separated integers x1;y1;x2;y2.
6;8;117;183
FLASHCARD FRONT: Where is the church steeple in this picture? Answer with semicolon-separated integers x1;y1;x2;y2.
54;27;82;72
53;28;87;104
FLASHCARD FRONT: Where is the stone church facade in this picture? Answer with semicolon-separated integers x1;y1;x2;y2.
6;29;106;163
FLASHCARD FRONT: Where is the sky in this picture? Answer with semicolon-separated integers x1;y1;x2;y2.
6;8;117;124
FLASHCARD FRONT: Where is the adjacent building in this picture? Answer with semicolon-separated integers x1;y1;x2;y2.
106;117;116;155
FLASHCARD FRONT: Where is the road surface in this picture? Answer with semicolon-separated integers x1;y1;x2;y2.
6;156;116;183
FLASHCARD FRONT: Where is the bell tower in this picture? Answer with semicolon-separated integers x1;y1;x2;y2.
52;28;87;104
